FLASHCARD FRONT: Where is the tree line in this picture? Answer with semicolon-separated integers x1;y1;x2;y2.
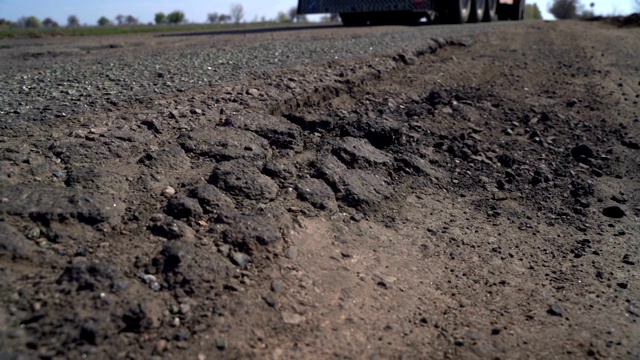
549;0;639;19
0;3;326;30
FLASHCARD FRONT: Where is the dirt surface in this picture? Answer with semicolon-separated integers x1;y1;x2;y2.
1;20;639;359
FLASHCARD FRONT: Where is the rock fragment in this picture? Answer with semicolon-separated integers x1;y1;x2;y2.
570;144;595;164
602;206;625;219
295;178;337;211
209;160;278;201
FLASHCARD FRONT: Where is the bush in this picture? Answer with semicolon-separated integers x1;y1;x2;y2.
42;18;59;28
67;15;80;27
167;11;185;24
18;16;42;29
98;16;112;26
0;19;17;28
549;0;581;19
155;12;167;24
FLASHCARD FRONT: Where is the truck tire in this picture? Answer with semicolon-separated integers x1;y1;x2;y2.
469;0;486;23
441;0;472;24
511;0;525;20
497;0;525;20
483;0;497;21
340;13;368;27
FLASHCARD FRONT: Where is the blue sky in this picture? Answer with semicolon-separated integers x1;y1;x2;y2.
0;0;635;25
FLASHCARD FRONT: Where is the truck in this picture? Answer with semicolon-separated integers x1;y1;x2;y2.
297;0;525;26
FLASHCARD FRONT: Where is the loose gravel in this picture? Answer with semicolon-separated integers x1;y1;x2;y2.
0;22;518;121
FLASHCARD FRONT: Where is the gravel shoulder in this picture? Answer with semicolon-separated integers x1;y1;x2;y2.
0;20;639;359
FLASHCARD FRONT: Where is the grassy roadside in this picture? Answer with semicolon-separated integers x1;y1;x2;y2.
0;22;324;39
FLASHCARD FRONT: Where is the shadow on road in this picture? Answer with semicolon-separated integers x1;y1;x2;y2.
157;24;345;38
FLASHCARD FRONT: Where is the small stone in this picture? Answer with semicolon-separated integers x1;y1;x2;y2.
179;303;191;314
154;339;167;354
218;244;230;257
547;303;567;317
174;328;190;341
216;338;227;350
493;192;508;201
617;282;628;289
627;305;640;317
571;144;595;164
281;311;305;324
285;247;298;260
247;88;259;96
262;294;277;308
497;154;515;167
611;194;628;204
26;227;41;240
622;254;636;266
271;279;284;293
231;252;251;266
162;186;176;197
351;213;364;222
165;195;203;219
602;206;625;219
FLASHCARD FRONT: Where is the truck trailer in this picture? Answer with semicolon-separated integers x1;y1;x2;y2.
297;0;525;26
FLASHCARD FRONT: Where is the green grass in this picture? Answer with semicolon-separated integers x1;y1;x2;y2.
0;22;315;39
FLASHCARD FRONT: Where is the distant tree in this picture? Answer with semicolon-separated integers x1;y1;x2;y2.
42;17;59;28
207;12;220;24
0;19;17;28
219;14;232;23
288;6;307;22
115;14;125;25
97;16;112;26
125;15;138;25
524;3;543;19
549;0;581;19
67;14;80;27
167;10;186;24
230;4;244;24
18;16;42;28
277;11;290;23
155;12;167;24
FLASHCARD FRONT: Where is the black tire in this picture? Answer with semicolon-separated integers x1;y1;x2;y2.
469;0;486;23
511;0;525;20
496;2;509;20
512;0;526;20
483;0;497;21
497;0;525;20
340;13;367;27
442;0;472;24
